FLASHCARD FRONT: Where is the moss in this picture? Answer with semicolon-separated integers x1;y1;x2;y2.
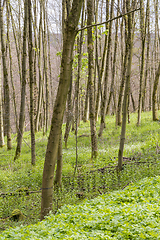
10;209;25;222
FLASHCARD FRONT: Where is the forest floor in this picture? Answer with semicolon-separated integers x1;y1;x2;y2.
0;111;160;234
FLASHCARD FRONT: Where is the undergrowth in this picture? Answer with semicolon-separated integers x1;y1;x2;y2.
1;176;160;239
0;111;159;232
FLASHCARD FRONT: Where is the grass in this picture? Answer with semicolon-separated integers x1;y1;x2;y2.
0;111;160;232
1;176;160;239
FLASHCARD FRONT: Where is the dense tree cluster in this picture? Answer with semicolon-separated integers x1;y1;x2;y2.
0;0;159;219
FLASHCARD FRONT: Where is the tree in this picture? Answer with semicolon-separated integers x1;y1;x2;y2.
14;0;28;160
118;0;135;171
137;0;146;126
28;0;36;165
0;0;12;150
152;62;160;121
41;0;83;220
87;0;98;158
0;33;4;147
98;0;114;137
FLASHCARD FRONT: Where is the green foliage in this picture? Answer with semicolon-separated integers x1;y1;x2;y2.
0;111;159;234
56;51;62;57
102;29;109;35
1;176;160;239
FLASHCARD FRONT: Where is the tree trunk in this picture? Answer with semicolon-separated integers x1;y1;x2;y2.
116;2;128;126
35;2;43;132
142;0;150;112
9;2;22;84
14;0;28;160
152;62;160;121
41;0;83;220
0;0;12;150
7;1;18;132
42;0;49;133
106;0;119;115
98;0;114;137
87;0;98;158
64;73;73;148
28;0;36;165
95;0;109;121
118;0;134;171
0;33;4;147
83;80;89;122
54;131;63;188
137;0;146;126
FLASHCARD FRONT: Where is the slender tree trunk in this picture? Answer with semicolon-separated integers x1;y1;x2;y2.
95;0;109;121
64;73;73;148
0;33;4;147
7;1;18;132
33;0;38;122
28;0;36;165
54;131;63;188
118;0;134;171
137;0;146;126
142;0;150;111
47;11;53;109
106;0;119;115
98;0;114;137
75;2;84;131
152;62;160;121
9;2;22;84
14;0;28;160
116;2;128;126
0;0;12;150
35;2;43;132
87;0;98;158
83;80;89;122
41;0;83;220
42;0;49;133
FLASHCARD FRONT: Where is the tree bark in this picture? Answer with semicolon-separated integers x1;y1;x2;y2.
87;0;98;158
0;33;4;147
98;0;114;137
118;0;134;171
14;0;28;160
116;2;128;126
54;131;63;188
152;62;160;121
41;0;83;220
106;0;119;115
28;0;36;165
35;1;43;132
137;0;146;126
0;0;12;150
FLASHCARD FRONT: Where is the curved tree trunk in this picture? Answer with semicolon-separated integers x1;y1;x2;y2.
41;0;83;220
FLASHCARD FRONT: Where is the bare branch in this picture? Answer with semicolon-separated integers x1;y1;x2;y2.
77;8;140;32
